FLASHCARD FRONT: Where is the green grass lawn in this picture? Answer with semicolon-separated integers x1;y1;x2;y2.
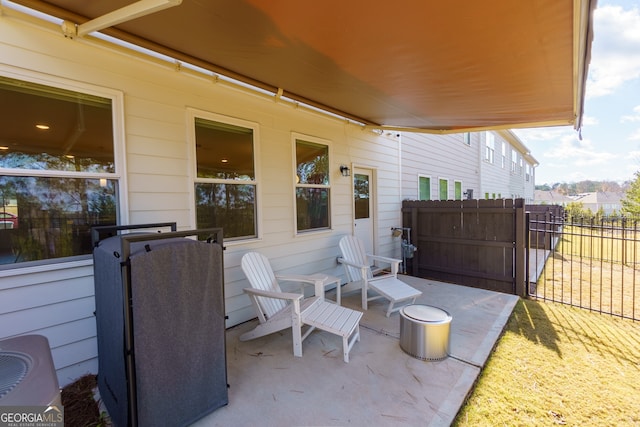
454;299;640;426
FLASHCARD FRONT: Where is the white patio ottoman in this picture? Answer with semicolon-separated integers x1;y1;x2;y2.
399;304;452;361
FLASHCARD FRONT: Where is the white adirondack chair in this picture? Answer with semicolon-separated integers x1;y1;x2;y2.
338;235;422;317
239;252;362;362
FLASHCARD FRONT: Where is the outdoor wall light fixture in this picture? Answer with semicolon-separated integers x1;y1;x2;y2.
340;165;351;177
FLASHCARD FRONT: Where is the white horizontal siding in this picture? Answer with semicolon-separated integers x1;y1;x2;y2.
56;358;99;388
0;261;96;387
0;297;95;340
401;132;480;201
0;12;403;386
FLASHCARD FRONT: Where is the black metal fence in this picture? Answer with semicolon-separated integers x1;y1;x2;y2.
529;210;640;321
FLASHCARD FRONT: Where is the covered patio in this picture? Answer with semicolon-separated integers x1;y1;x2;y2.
194;276;518;426
0;1;592;423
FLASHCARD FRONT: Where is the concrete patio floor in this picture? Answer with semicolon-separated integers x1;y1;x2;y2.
194;276;519;427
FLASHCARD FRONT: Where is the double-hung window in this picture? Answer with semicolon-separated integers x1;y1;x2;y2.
294;137;330;233
0;75;120;266
484;132;495;163
519;157;523;175
192;113;258;240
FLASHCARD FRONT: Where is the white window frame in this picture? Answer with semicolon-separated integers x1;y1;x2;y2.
418;174;431;200
438;177;449;201
291;133;333;236
519;157;524;175
0;66;127;270
187;108;262;243
485;132;495;164
454;180;463;200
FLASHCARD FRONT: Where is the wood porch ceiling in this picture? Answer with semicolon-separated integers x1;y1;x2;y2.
10;0;597;133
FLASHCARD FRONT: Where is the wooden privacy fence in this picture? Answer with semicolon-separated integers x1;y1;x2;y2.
401;199;527;296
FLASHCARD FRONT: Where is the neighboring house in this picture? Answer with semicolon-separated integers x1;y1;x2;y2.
479;130;537;203
400;130;537;202
533;190;575;206
533;191;625;215
0;12;403;386
573;192;625;215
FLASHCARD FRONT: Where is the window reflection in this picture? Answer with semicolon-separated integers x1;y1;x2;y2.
296;187;329;230
296;141;328;185
354;173;369;220
195;183;256;239
0;177;117;264
195;118;254;180
0;76;114;172
0;76;119;266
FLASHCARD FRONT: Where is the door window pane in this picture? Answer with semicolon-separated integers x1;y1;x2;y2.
354;173;370;220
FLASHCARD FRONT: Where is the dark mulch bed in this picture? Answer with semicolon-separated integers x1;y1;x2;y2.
61;374;104;427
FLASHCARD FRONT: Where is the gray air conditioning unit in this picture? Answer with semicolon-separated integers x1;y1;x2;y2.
0;334;61;407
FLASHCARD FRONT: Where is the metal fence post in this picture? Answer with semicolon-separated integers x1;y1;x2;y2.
410;205;418;276
514;199;526;297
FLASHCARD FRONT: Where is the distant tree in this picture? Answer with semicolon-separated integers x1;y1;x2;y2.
601;181;622;192
554;183;569;195
621;171;640;216
546;180;624;196
576;180;596;193
565;201;588;219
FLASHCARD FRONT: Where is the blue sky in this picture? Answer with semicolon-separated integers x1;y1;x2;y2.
513;0;640;186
